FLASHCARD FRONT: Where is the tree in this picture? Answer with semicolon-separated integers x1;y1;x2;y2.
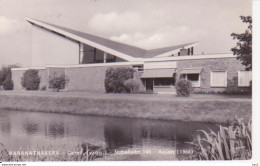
231;16;252;70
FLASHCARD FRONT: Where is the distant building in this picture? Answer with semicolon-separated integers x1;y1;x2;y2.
11;18;252;94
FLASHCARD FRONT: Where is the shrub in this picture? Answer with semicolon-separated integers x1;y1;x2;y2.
104;67;135;93
175;79;192;97
0;64;20;90
123;79;142;93
188;118;252;160
2;75;13;90
21;69;41;90
49;73;69;92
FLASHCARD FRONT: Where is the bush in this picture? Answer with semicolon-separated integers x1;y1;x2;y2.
49;73;69;92
175;79;192;97
21;69;41;90
188;118;251;160
2;75;13;90
0;64;20;90
124;79;142;93
104;67;135;93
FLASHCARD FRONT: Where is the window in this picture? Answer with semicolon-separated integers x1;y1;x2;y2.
191;47;194;55
181;74;200;87
187;74;199;81
211;71;227;87
238;70;252;87
154;78;175;86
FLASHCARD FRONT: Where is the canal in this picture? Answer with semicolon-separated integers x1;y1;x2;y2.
0;109;219;160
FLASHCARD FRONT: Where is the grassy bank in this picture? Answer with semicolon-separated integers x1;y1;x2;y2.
0;91;251;123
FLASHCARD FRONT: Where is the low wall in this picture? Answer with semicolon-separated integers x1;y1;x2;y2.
12;69;47;90
65;66;108;92
11;64;142;92
63;64;140;92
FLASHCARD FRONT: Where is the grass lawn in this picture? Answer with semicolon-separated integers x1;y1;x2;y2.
0;91;252;123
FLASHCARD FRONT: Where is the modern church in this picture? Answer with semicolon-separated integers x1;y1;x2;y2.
11;18;252;94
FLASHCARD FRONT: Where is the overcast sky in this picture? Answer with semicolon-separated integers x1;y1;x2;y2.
0;0;252;67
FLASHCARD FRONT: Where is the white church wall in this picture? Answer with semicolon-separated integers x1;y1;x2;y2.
31;26;79;67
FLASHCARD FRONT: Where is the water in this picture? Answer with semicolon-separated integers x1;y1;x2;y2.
0;110;219;160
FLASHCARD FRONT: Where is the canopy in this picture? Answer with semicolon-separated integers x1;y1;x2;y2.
180;68;202;74
141;69;176;78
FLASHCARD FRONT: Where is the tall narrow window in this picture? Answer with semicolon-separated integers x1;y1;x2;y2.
210;71;227;87
238;70;252;87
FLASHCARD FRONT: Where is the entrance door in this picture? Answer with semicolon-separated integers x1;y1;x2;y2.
146;78;153;91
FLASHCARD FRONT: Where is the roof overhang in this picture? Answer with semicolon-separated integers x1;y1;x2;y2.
141;69;176;78
141;53;235;62
25;17;137;62
180;68;202;74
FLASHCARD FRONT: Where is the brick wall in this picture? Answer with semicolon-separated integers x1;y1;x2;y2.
176;57;249;93
12;69;47;91
65;65;135;92
11;57;249;93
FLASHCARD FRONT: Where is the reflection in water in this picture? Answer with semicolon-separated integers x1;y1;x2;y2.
104;119;135;152
23;121;38;135
0;112;11;135
0;109;219;160
47;122;65;138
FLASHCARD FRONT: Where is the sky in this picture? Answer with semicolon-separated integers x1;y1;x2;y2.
0;0;252;67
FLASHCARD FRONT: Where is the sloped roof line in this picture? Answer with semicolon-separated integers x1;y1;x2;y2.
26;17;137;61
25;17;198;59
145;42;199;58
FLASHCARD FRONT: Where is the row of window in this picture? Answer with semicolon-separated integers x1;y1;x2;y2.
143;70;252;88
182;70;252;87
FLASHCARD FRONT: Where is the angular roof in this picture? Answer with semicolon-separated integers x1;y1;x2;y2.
144;42;196;58
26;18;198;60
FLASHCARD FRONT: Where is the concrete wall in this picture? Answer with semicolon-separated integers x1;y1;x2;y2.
176;57;249;93
31;26;79;67
12;69;47;91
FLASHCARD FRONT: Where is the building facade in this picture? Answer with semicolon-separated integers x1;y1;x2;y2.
11;18;252;94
